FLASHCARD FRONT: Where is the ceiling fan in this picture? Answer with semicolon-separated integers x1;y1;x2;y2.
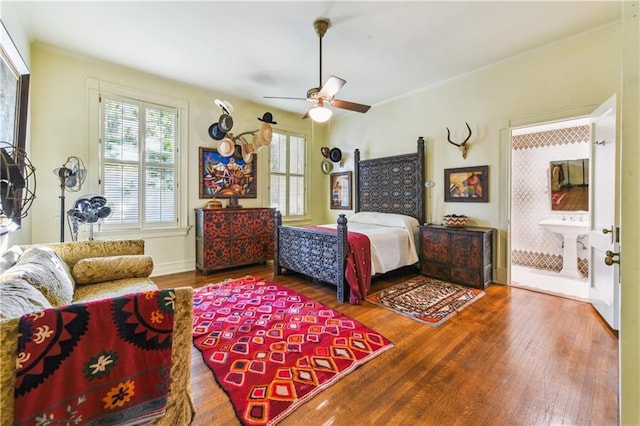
265;18;371;122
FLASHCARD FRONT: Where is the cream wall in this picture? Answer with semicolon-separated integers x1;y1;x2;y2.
328;24;622;285
26;44;330;274
620;2;640;424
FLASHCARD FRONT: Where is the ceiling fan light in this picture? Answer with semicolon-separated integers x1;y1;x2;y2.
308;104;332;123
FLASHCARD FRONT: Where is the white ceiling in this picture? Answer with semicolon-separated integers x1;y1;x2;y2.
8;1;622;118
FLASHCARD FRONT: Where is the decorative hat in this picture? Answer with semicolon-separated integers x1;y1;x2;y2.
321;159;333;175
208;122;226;141
232;144;244;163
241;139;255;163
320;147;330;158
216;137;235;157
214;99;234;115
218;113;234;132
329;147;342;163
258;112;277;124
251;133;263;152
258;123;273;146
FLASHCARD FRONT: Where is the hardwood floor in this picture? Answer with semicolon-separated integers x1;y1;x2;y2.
552;186;589;211
153;263;619;425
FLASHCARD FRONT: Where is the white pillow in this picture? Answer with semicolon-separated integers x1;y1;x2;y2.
2;246;74;307
0;278;53;320
0;246;23;274
348;212;419;233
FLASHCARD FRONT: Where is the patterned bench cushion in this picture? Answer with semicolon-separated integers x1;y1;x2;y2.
72;255;154;285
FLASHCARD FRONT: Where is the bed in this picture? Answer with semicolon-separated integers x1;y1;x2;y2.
274;137;425;303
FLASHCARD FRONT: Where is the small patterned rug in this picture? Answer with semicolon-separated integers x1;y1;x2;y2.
192;276;394;426
367;276;485;327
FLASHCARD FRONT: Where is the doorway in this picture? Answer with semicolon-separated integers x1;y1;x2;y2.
509;117;591;299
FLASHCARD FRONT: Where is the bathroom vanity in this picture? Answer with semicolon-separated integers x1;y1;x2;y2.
538;218;589;278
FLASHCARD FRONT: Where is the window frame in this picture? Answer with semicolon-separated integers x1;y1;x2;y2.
87;79;189;239
269;130;308;220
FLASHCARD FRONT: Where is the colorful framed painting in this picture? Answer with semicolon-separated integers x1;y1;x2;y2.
330;171;352;210
199;147;257;198
444;165;489;202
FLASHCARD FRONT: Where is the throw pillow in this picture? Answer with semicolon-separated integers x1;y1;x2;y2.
3;246;75;307
0;278;54;320
0;246;23;274
72;255;154;285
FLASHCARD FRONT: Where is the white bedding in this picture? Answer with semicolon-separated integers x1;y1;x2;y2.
319;212;420;275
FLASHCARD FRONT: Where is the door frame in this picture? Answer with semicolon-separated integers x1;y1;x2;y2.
498;105;598;288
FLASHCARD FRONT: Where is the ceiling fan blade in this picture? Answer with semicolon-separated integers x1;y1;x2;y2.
330;99;371;113
319;76;346;98
302;110;310;120
264;96;307;101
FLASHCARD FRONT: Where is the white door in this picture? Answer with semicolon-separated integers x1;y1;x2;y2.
589;94;620;330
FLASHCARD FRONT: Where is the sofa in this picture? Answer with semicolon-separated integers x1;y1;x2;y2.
0;239;194;425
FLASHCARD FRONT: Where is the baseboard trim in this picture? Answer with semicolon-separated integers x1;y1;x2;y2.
151;259;194;277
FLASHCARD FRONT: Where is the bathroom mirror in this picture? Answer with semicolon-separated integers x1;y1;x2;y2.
549;159;589;211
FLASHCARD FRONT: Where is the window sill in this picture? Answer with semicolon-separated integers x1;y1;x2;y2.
78;226;192;240
281;216;313;226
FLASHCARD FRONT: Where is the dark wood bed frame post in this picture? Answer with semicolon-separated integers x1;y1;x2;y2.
417;136;426;224
274;210;282;275
336;214;349;303
354;149;361;213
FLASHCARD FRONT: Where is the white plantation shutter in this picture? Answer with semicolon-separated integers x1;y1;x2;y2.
269;132;306;217
101;95;177;228
103;163;139;224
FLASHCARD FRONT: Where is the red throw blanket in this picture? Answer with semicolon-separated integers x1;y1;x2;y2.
14;289;176;425
306;226;372;304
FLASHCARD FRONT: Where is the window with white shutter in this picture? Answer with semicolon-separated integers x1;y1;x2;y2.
269;132;306;217
100;95;178;229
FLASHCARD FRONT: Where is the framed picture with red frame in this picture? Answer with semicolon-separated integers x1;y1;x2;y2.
444;165;488;202
330;171;352;210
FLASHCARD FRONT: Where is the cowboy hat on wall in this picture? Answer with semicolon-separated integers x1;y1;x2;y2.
217;137;235;157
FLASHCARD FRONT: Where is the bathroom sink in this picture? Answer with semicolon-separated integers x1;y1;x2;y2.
539;218;589;278
538;219;589;236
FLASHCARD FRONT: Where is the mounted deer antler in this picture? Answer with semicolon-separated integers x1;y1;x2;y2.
447;122;472;159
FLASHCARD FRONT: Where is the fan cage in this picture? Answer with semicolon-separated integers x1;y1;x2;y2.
66;194;112;241
0;141;36;230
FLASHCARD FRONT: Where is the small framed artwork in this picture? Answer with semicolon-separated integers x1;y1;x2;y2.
330;171;352;210
444;165;489;202
199;147;257;198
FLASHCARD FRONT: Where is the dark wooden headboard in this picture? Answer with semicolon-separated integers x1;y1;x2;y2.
354;137;425;224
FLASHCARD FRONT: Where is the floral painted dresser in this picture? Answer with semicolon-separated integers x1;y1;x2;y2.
195;207;275;274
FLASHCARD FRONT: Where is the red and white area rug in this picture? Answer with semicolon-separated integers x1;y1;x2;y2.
192;276;394;426
367;276;485;327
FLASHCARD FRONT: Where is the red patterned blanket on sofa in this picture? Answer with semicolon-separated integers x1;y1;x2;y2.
14;289;176;425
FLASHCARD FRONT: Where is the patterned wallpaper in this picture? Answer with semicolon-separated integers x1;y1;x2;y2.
511;125;590;277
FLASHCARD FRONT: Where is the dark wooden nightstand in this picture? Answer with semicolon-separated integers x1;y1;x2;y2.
419;224;495;289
